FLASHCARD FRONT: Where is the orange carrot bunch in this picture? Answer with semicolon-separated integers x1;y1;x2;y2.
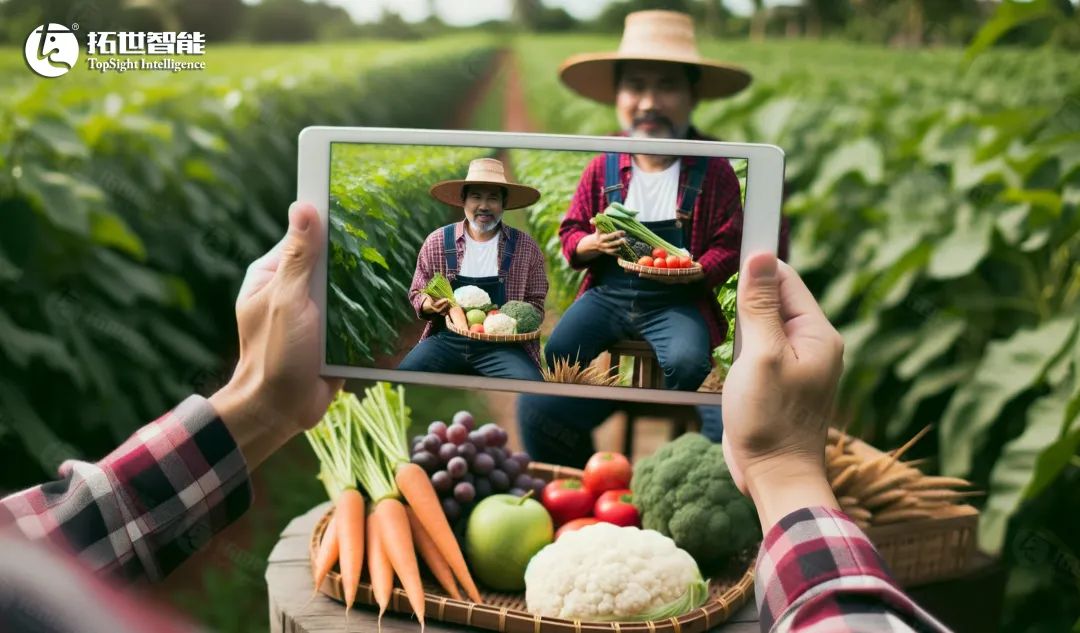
305;384;482;631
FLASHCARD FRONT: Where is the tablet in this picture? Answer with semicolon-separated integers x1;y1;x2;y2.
298;127;783;405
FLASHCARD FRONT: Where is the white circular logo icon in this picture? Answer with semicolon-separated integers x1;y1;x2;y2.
25;23;80;78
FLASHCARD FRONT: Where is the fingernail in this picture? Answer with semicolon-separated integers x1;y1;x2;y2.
297;214;311;232
748;254;777;280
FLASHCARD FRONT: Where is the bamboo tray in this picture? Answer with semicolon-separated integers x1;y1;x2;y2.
445;317;541;342
618;259;704;278
310;462;757;632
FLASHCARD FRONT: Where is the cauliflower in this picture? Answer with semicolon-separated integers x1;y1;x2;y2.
631;433;759;572
498;301;542;333
524;523;707;621
453;285;492;310
483;313;517;335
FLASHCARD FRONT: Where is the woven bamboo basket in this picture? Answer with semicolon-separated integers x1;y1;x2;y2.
617;259;704;278
310;462;757;632
445;317;541;342
845;437;979;586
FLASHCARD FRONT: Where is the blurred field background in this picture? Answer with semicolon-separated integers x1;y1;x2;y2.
1;1;1078;631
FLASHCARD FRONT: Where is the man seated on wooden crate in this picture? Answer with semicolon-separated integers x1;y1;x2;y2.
518;10;788;464
397;158;549;381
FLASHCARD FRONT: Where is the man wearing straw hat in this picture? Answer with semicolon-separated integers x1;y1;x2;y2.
519;10;788;464
398;158;549;381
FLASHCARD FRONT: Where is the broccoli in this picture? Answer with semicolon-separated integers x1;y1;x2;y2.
498;301;542;333
627;237;653;259
630;433;759;572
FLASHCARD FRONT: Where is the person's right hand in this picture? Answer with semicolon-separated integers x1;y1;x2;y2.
422;296;451;316
721;252;844;530
577;218;626;259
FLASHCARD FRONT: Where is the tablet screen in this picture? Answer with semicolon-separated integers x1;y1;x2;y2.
325;142;745;398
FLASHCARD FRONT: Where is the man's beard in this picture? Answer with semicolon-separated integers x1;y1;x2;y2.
469;213;502;234
628;113;685;139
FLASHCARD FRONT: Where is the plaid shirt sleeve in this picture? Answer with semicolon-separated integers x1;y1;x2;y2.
560;155;605;270
409;230;441;319
756;507;952;633
0;395;252;584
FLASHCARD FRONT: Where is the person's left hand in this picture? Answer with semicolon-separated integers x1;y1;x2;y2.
209;202;344;469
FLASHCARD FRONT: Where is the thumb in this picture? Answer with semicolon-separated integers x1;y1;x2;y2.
736;252;787;356
275;202;321;295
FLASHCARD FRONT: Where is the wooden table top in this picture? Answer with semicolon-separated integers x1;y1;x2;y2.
266;502;761;632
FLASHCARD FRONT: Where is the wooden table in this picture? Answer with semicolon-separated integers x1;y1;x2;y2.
267;503;761;632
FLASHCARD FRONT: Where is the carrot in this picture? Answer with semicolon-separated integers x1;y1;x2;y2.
312;510;339;589
336;488;366;611
367;512;394;625
448;306;470;331
407;506;462;601
371;499;426;629
395;463;483;603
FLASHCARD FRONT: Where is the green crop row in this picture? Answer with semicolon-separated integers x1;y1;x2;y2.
327;144;492;365
513;35;1080;630
0;40;498;486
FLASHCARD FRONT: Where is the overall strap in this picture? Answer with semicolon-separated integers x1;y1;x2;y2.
677;158;708;217
499;227;519;277
442;224;458;272
602;152;624;205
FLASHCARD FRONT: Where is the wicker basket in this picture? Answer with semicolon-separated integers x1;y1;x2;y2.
445;317;541;342
845;437;979;586
617;259;704;278
310;462;757;632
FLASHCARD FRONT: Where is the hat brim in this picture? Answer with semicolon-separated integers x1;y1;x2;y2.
558;53;752;104
429;180;541;210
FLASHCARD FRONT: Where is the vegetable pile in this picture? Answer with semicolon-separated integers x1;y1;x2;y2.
305;385;484;629
630;433;759;572
594;202;697;270
427;278;543;336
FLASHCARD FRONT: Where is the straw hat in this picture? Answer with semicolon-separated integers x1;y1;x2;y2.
559;10;751;104
429;158;541;210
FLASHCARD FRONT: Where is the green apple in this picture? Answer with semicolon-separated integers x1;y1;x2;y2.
466;309;487;326
466;493;553;591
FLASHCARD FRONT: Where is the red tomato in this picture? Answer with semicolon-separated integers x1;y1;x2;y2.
594;489;640;527
541;479;595;526
582;451;632;493
470;324;484;333
638;255;654;267
488;309;499;316
678;256;692;268
554;517;601;540
651;247;667;259
653;257;667;269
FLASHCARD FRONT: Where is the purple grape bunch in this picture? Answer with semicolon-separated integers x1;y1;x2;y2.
408;412;547;526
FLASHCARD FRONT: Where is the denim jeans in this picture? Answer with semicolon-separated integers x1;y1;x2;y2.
543;286;713;391
516;397;723;468
398;331;542;381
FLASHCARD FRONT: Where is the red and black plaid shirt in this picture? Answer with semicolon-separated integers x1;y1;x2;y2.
559;128;789;349
408;220;548;365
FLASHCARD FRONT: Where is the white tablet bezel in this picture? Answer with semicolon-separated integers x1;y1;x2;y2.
299;127;783;406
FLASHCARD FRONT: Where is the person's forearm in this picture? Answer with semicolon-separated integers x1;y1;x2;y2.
0;396;252;582
745;460;838;532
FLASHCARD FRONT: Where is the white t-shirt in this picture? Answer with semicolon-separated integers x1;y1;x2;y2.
624;159;681;222
460;231;499;277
